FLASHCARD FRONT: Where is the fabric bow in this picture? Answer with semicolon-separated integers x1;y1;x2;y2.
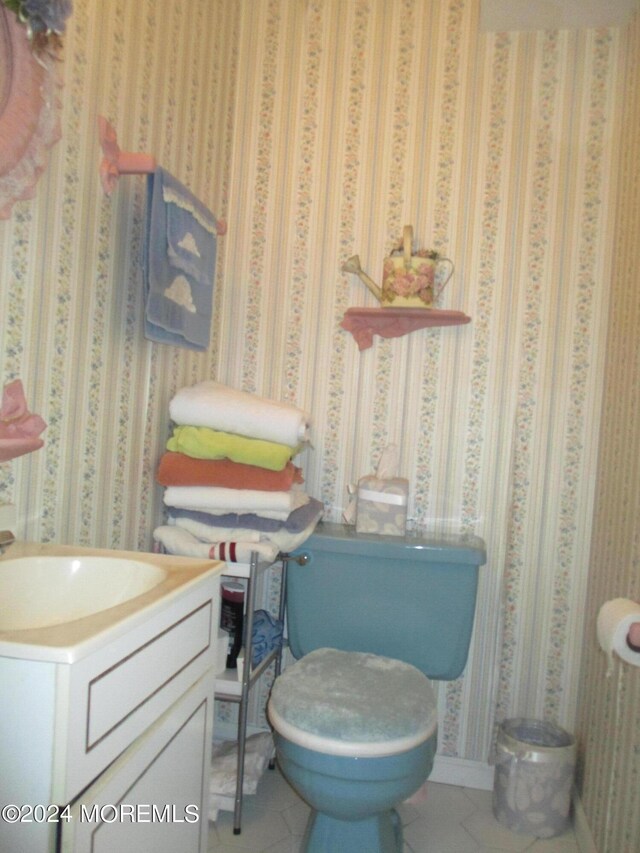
0;380;47;462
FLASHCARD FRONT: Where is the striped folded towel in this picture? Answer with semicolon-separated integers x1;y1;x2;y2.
153;526;279;564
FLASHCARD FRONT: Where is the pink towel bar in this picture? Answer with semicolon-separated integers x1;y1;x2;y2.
97;116;227;236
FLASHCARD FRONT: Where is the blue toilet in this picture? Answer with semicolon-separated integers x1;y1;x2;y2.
268;521;486;853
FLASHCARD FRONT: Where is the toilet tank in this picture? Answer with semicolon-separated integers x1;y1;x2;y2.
287;522;486;680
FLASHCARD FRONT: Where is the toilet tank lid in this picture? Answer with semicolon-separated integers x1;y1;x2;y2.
297;522;486;566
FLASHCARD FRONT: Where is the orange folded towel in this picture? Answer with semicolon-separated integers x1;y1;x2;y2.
157;452;304;491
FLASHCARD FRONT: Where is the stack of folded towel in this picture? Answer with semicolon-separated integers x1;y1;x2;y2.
153;381;323;563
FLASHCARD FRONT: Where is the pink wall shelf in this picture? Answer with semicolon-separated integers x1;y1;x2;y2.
340;307;471;350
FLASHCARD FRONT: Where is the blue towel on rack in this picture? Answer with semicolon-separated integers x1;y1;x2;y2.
252;610;284;666
143;168;218;351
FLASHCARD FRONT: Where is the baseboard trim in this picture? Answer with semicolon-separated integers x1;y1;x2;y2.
573;791;598;853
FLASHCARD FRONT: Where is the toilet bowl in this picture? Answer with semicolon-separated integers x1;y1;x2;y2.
268;522;486;853
269;647;438;852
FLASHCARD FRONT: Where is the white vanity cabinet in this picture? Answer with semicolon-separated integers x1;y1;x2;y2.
0;547;224;853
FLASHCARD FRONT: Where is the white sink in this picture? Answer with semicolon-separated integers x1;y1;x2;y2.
0;556;167;631
0;542;225;663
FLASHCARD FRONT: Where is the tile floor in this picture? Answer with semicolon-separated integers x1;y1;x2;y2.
208;766;580;853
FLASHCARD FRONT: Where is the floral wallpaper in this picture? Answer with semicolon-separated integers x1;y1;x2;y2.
0;0;235;547
0;1;637;840
215;0;620;767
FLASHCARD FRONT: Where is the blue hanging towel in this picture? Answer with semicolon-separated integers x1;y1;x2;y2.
143;168;218;351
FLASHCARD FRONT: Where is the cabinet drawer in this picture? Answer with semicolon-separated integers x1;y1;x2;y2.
87;602;212;748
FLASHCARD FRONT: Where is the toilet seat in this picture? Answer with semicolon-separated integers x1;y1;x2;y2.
268;648;437;758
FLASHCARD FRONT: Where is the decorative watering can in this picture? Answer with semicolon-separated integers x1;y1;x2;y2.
342;225;454;308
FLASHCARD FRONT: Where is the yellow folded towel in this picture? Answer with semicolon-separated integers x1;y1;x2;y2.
167;425;298;471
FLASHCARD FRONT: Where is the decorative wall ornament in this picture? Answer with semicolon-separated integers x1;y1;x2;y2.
0;2;71;219
1;0;72;51
342;226;456;310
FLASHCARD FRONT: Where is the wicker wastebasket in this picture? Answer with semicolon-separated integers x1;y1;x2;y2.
493;718;576;838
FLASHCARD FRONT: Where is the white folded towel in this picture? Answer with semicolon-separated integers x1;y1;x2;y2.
170;516;263;543
153;526;279;564
163;485;310;519
169;381;311;446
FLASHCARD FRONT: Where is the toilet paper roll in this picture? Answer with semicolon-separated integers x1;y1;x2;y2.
597;598;640;669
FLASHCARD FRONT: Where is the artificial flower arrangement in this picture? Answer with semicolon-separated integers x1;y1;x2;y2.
1;0;72;51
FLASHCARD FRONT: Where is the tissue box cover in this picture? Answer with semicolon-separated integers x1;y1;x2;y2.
356;475;408;536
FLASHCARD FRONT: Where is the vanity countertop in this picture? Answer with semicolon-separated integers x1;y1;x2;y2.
0;540;225;663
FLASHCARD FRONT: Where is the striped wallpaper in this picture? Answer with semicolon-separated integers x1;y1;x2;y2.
0;1;636;844
216;0;619;763
576;8;640;853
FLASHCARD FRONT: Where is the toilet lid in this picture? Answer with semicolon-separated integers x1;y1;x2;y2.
268;648;437;757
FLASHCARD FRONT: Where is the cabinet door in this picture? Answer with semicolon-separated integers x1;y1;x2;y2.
61;670;214;853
